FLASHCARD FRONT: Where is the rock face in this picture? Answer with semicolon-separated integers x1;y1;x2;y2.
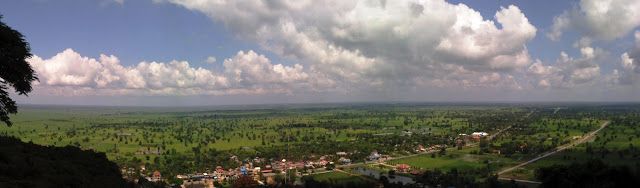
0;136;129;188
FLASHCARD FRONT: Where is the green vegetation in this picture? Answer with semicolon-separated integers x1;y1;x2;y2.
309;172;368;184
391;153;490;171
1;103;639;186
303;171;374;188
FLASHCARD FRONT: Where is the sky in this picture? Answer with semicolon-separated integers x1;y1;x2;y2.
1;0;639;106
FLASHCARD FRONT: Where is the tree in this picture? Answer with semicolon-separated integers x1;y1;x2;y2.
0;15;38;126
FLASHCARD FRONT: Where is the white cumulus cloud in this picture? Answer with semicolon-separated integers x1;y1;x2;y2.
161;0;537;91
613;31;640;85
527;47;603;88
548;0;640;41
205;56;217;64
27;49;312;96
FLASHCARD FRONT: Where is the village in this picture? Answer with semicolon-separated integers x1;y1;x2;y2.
125;132;491;187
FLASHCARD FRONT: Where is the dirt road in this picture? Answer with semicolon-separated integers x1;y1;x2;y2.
497;120;610;176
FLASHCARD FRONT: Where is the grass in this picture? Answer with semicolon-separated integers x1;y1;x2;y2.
388;148;517;171
391;156;482;170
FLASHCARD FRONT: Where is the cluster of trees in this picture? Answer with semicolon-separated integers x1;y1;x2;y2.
301;176;376;188
498;140;549;156
413;168;476;187
535;160;640;187
0;136;129;187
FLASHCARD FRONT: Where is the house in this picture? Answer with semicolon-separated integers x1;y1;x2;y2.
263;173;277;185
396;164;411;173
181;179;213;188
336;151;347;156
304;162;315;169
240;166;248;175
416;145;426;152
368;150;381;161
253;157;264;164
471;132;489;141
151;170;162;182
214;166;226;181
261;165;273;173
318;159;329;167
338;157;351;164
471;132;489;137
293;162;305;169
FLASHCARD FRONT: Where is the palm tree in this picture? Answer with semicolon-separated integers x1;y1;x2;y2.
0;15;37;126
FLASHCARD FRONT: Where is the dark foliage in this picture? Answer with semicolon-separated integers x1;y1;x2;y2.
301;176;376;188
0;15;38;126
233;175;260;188
535;159;640;188
0;136;129;188
414;168;476;187
135;177;168;188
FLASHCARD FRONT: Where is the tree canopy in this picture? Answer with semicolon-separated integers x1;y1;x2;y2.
535;159;639;188
0;15;37;126
0;136;130;188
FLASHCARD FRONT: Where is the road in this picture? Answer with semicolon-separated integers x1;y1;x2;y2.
497;120;610;176
488;125;511;141
497;177;541;184
488;110;534;141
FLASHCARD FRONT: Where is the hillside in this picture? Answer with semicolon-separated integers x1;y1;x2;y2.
0;136;129;188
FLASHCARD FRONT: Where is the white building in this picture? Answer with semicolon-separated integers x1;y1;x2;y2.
471;132;489;137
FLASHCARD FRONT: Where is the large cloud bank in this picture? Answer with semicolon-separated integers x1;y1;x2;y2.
28;49;310;96
164;0;536;90
25;0;640;99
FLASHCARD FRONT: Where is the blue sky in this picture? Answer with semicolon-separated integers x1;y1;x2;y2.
1;0;277;67
2;0;639;105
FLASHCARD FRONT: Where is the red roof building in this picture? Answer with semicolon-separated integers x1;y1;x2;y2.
396;164;411;173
